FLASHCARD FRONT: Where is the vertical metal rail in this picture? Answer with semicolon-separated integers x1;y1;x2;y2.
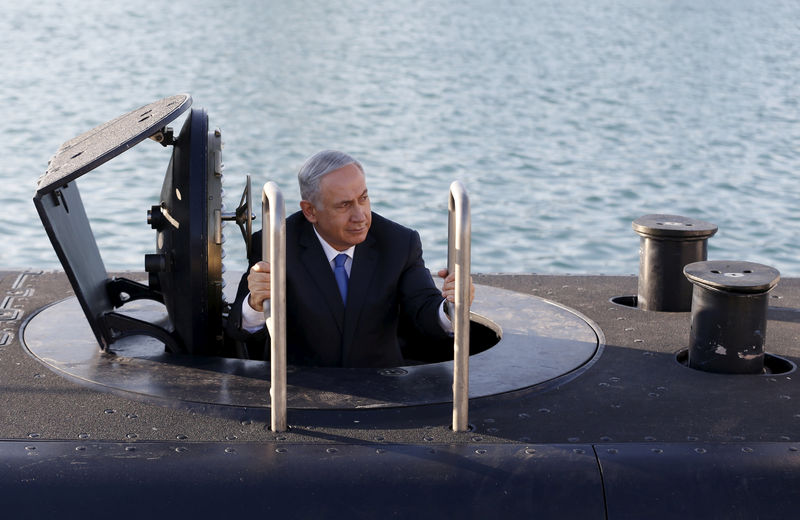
447;181;471;432
262;182;287;432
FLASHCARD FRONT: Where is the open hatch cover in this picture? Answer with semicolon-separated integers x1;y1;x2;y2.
32;94;225;354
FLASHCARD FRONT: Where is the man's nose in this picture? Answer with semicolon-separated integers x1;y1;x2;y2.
350;204;366;221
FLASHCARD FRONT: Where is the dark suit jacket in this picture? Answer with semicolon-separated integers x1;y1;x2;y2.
227;211;451;367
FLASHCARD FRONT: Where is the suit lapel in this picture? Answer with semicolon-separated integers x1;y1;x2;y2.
298;221;345;334
341;233;378;363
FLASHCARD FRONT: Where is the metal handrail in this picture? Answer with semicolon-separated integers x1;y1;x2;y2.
447;181;471;432
262;182;287;432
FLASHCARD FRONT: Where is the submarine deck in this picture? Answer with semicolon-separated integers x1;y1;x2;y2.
2;270;798;446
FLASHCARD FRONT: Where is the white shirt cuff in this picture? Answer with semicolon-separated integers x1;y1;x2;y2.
241;293;268;333
438;299;453;334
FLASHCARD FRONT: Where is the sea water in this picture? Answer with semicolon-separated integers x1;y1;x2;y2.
2;0;798;276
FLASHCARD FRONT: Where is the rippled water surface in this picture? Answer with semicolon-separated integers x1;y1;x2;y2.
2;0;799;275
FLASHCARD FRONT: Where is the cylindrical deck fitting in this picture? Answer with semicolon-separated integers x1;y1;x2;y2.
684;260;780;374
633;214;717;312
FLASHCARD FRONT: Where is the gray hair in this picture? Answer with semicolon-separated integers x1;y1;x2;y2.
297;150;364;204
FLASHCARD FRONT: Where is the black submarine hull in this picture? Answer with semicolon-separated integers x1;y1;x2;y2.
3;270;799;518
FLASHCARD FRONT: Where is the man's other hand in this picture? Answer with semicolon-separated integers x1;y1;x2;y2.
438;269;475;307
247;261;271;312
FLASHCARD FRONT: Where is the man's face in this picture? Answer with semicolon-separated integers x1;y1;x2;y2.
301;163;371;250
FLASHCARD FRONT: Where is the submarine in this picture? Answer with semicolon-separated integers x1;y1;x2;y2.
4;94;798;518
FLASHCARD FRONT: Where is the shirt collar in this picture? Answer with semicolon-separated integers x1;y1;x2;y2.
312;227;355;264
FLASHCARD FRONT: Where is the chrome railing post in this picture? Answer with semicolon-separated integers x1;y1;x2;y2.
262;182;287;432
448;181;471;432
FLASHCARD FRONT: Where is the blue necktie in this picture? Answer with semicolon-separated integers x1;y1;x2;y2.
334;253;349;304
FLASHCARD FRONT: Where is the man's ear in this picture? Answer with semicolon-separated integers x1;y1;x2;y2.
300;200;317;223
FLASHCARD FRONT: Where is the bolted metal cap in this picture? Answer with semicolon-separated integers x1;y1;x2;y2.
683;260;780;294
632;214;718;240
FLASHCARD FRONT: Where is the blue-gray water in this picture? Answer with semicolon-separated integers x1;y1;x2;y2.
2;0;799;276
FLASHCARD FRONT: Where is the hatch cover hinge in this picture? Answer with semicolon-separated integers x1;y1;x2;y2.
149;126;175;147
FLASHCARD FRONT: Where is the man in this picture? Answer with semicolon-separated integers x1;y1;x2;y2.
227;150;473;368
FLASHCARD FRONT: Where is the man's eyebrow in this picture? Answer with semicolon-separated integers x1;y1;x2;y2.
334;190;368;206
